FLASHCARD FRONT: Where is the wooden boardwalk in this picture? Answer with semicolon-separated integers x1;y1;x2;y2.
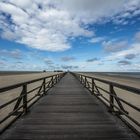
1;73;139;140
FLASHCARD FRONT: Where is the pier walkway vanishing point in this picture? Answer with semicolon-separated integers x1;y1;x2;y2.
0;73;140;140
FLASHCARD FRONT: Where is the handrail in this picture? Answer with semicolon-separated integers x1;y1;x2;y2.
0;72;66;134
71;72;140;136
0;73;63;93
77;73;140;95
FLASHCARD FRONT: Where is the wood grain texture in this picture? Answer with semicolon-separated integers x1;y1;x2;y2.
1;73;139;140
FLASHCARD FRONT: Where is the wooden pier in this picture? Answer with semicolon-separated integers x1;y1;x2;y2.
0;73;139;140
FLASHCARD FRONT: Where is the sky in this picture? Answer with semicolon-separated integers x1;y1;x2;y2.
0;0;140;72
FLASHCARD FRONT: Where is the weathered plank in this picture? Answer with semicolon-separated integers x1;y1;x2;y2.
1;73;139;140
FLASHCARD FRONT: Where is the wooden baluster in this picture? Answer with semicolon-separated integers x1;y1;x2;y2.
23;84;27;114
51;76;54;87
109;84;114;112
81;75;83;84
92;78;95;95
43;78;46;95
85;77;87;87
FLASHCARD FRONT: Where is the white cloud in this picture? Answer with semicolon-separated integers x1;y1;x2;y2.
133;9;140;16
1;30;17;40
0;1;93;51
0;2;29;24
61;56;75;62
86;58;99;62
0;61;6;65
106;43;140;61
90;37;105;43
0;49;22;59
9;0;33;9
0;0;140;51
44;58;53;65
135;31;140;42
118;60;131;65
125;54;136;59
58;0;126;23
61;65;79;70
103;40;128;52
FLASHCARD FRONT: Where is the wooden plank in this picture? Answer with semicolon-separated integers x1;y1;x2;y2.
1;73;139;140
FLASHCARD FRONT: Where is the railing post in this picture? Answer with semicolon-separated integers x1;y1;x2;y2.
55;75;57;84
56;75;59;83
84;77;87;87
79;75;81;82
81;75;83;84
58;75;60;81
82;76;84;84
43;78;46;95
109;84;114;112
51;76;54;87
23;84;27;114
56;75;58;83
53;76;56;85
92;78;95;95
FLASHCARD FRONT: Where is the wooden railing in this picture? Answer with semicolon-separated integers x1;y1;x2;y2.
0;72;66;134
72;72;140;136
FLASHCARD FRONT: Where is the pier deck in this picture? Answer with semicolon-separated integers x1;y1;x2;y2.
1;73;138;140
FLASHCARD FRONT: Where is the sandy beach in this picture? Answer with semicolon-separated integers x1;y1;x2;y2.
80;72;140;89
0;72;140;132
79;72;140;132
0;72;60;88
0;72;60;130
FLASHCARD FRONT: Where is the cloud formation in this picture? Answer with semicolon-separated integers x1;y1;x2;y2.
90;37;105;43
0;49;22;59
0;0;140;52
86;58;99;62
103;40;128;52
61;65;78;70
0;1;92;51
118;60;131;65
106;43;140;61
44;58;54;65
125;54;136;60
135;31;140;42
61;56;75;62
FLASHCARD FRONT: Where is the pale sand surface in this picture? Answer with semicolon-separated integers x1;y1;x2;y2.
79;72;140;89
0;72;60;130
80;72;140;132
0;72;60;88
0;72;140;132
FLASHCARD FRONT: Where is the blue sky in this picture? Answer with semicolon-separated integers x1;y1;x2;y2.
0;0;140;71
